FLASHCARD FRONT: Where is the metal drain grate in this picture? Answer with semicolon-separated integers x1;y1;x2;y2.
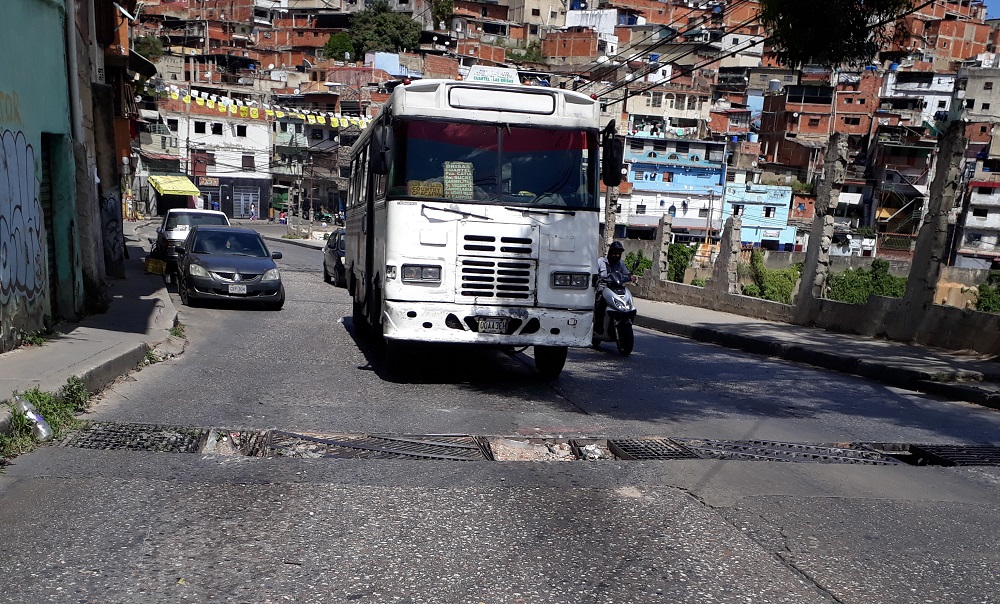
607;438;701;461
907;444;1000;466
267;432;493;461
672;438;898;465
61;423;208;453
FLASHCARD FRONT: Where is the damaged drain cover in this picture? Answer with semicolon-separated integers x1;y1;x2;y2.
907;444;1000;466
608;438;701;461
267;432;493;461
61;422;208;453
673;438;898;465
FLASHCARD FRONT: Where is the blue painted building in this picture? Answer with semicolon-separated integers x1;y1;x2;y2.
617;133;727;241
721;184;796;250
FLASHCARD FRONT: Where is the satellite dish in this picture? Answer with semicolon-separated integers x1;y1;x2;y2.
134;95;142;102
268;63;275;70
793;112;799;118
293;88;300;94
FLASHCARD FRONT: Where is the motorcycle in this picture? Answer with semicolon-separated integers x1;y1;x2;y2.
591;270;637;356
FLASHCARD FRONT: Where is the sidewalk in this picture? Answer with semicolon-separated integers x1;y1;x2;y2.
0;222;182;431
2;223;999;435
635;299;1000;408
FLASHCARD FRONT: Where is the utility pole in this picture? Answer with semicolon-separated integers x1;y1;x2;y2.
307;158;314;241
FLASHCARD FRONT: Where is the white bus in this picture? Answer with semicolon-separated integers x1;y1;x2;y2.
345;67;621;377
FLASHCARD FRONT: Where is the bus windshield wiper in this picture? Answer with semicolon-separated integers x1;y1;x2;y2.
504;206;576;216
422;204;493;221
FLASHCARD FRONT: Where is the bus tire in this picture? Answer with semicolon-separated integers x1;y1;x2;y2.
384;339;406;375
534;345;568;379
352;296;368;337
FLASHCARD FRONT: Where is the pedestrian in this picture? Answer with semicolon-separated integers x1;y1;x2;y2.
211;199;220;211
250;203;257;221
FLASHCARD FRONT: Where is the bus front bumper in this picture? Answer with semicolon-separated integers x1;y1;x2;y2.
382;301;594;347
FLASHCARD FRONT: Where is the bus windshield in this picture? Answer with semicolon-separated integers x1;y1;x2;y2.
387;120;598;209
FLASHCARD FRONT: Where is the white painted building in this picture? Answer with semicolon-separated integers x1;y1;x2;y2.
880;69;955;126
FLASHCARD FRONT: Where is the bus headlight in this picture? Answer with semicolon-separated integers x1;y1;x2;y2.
401;264;442;283
551;271;590;289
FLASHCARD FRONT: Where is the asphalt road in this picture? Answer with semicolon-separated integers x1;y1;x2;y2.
0;233;999;604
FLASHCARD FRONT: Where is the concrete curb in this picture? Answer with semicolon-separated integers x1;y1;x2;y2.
634;314;999;407
261;235;325;250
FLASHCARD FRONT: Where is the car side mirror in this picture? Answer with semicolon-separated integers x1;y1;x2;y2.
601;120;624;187
174;246;186;255
156;227;162;233
271;251;283;260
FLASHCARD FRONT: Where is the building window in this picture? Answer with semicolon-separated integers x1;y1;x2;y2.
698;208;708;217
167;119;178;132
295;123;303;133
764;206;776;218
194;121;206;134
973;208;989;218
280;122;288;132
676;142;689;154
531;8;540;15
857;98;866;104
529;24;538;34
783;75;794;82
211;122;223;135
732;204;744;216
340;167;351;178
938;100;947;108
809;118;820;126
651;92;663;107
966;232;983;243
550;9;557;18
636;204;646;214
236;125;247;137
630;139;644;150
205;153;216;166
984;103;992;111
844;117;861;125
986;82;994;91
662;172;672;182
845;97;854;104
982;126;989;134
481;7;487;16
242;155;255;170
732;37;739;44
312;128;324;140
967;99;976;109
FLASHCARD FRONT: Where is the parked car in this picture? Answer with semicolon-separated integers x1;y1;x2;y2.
175;226;285;310
154;209;230;282
322;227;347;287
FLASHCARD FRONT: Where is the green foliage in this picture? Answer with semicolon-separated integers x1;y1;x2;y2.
691;278;708;287
144;350;161;365
791;181;814;194
826;258;907;304
22;331;47;346
973;271;1000;313
743;249;801;304
624;250;653;277
349;0;422;57
507;42;544;64
169;323;186;339
323;32;355;62
667;243;696;283
853;225;877;238
60;376;91;413
431;0;454;28
758;0;912;67
133;35;164;63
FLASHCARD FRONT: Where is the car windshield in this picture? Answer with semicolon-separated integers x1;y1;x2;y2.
191;231;269;257
166;213;228;230
387;120;599;209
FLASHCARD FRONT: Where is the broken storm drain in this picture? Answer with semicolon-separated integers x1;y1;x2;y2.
265;432;494;461
60;422;209;453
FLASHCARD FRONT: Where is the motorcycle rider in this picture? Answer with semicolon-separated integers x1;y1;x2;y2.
594;241;636;334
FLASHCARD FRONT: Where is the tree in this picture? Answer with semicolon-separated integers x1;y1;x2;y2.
431;0;454;29
323;32;355;62
133;35;164;63
349;0;421;58
757;0;913;67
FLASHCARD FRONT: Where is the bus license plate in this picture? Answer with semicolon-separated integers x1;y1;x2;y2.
228;284;248;294
477;317;508;334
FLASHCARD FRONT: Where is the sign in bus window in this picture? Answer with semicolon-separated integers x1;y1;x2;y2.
443;161;474;199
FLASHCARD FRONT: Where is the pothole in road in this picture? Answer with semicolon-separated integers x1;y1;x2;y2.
57;423;1000;466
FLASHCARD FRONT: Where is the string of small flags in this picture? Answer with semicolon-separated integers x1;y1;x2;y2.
165;85;371;128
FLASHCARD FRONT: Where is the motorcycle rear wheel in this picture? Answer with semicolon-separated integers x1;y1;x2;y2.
615;323;634;356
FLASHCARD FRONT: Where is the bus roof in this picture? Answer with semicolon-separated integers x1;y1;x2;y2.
380;78;601;130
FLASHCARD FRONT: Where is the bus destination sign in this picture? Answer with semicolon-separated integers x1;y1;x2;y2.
465;66;520;85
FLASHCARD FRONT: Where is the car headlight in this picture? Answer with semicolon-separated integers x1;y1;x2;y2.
551;271;590;289
262;268;281;281
189;264;210;278
401;264;442;283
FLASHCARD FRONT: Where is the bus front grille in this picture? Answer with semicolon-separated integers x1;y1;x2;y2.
462;234;535;257
458;259;535;301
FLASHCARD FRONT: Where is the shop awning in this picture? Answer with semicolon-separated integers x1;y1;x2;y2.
148;175;200;196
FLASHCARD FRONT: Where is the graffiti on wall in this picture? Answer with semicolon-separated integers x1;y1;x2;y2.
101;186;125;277
0;128;45;305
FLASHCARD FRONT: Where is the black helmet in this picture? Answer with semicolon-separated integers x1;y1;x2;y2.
608;241;624;252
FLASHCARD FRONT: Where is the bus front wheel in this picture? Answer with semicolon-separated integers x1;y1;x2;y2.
534;346;568;379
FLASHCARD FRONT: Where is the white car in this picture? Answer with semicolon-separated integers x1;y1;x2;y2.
155;209;230;279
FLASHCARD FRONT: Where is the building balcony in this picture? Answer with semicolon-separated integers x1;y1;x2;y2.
969;193;1000;207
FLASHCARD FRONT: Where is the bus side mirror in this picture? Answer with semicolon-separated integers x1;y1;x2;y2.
370;124;392;175
601;120;623;187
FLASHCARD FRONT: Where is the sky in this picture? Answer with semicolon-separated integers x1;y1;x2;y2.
987;0;1000;19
